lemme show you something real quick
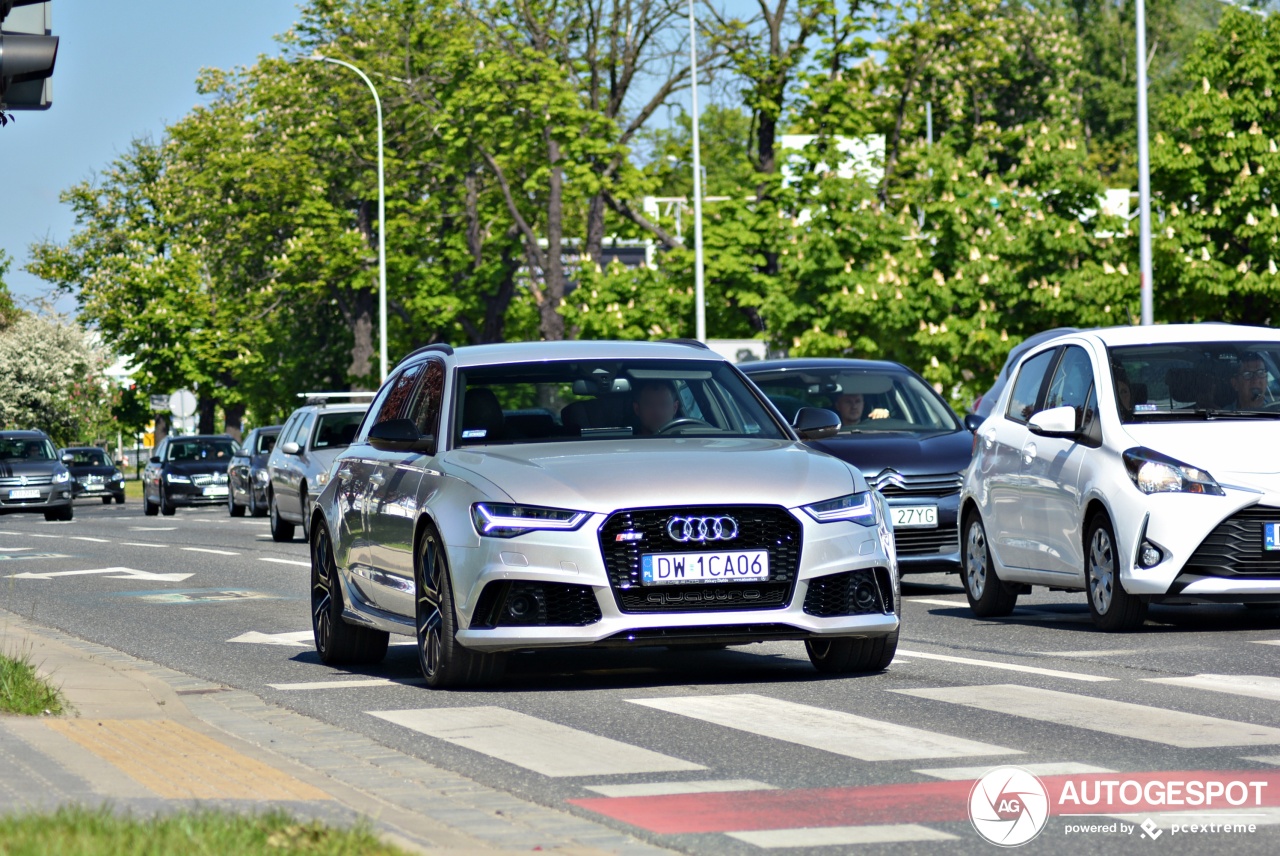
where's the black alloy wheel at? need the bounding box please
[415,525,505,688]
[310,524,388,665]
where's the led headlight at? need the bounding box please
[1123,447,1223,496]
[165,473,191,484]
[52,471,71,484]
[109,472,123,482]
[801,491,879,526]
[471,502,589,538]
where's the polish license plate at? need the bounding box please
[1265,523,1280,551]
[8,489,40,500]
[892,505,938,528]
[203,486,229,497]
[85,483,103,491]
[641,550,769,585]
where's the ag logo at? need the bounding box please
[969,766,1050,847]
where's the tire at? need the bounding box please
[805,574,900,674]
[310,524,388,666]
[160,487,176,516]
[101,496,112,505]
[270,497,295,542]
[1086,513,1147,632]
[228,489,245,517]
[144,490,158,516]
[249,487,266,517]
[960,511,1019,617]
[416,524,506,688]
[299,486,311,543]
[115,494,125,505]
[43,505,73,522]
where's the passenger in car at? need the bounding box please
[632,379,680,435]
[1229,352,1269,411]
[831,393,889,427]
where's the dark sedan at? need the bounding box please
[742,358,973,575]
[227,425,281,517]
[59,446,125,504]
[143,434,238,516]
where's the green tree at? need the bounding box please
[0,250,18,330]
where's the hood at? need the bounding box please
[1121,422,1280,487]
[164,460,230,477]
[441,438,861,513]
[68,464,119,477]
[808,429,973,477]
[0,460,66,479]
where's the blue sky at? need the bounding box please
[1,1,302,309]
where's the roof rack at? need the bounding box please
[659,338,711,350]
[297,391,378,406]
[402,343,455,361]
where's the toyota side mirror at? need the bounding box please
[792,406,841,441]
[368,418,436,454]
[1028,405,1078,438]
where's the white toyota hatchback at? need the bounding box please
[961,324,1280,631]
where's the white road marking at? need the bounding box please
[0,547,31,551]
[727,824,957,847]
[913,762,1114,781]
[628,694,1019,762]
[1253,640,1280,647]
[1243,756,1280,766]
[22,533,60,539]
[583,780,777,798]
[896,684,1280,748]
[259,558,309,567]
[895,649,1113,682]
[905,597,968,608]
[130,527,176,531]
[1035,650,1144,658]
[368,707,705,777]
[7,567,193,582]
[270,678,423,690]
[120,542,166,548]
[1146,674,1280,703]
[69,537,110,543]
[181,547,239,556]
[228,631,313,647]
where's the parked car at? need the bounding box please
[308,340,900,688]
[227,425,282,518]
[742,359,972,575]
[960,324,1280,631]
[969,327,1081,420]
[59,446,125,504]
[143,434,239,516]
[267,399,369,542]
[0,430,74,521]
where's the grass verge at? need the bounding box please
[0,646,67,716]
[0,806,412,856]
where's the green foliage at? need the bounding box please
[0,646,67,716]
[0,249,18,329]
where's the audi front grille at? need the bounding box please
[598,505,802,614]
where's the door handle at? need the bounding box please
[1022,443,1037,464]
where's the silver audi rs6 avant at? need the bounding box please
[309,340,900,687]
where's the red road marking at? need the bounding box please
[570,771,1280,835]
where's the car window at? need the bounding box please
[313,411,366,450]
[1109,340,1280,421]
[375,365,424,425]
[1005,349,1058,424]
[407,360,446,437]
[749,369,960,435]
[290,413,315,448]
[66,449,109,466]
[1044,346,1095,413]
[0,438,55,461]
[453,358,788,446]
[166,438,237,462]
[257,433,278,455]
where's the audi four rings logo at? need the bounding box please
[667,515,739,542]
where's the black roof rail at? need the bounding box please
[401,343,455,362]
[659,338,710,350]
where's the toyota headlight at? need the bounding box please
[165,473,191,484]
[471,502,589,538]
[1123,447,1224,496]
[52,471,71,484]
[801,491,879,526]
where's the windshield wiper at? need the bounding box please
[1130,408,1280,421]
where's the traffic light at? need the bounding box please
[0,1,57,111]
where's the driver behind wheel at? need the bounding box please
[632,379,680,435]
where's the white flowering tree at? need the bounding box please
[0,311,118,447]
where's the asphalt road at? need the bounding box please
[1,498,1279,855]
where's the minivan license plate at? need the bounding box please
[892,505,937,528]
[8,488,40,500]
[641,550,769,585]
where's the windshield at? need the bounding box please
[452,359,788,446]
[748,367,961,435]
[0,438,56,461]
[1109,341,1280,422]
[66,449,109,467]
[166,438,237,462]
[313,412,365,450]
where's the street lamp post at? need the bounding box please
[688,0,706,343]
[308,54,389,382]
[1136,0,1154,325]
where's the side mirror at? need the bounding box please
[368,418,436,453]
[1028,405,1078,438]
[280,441,302,456]
[149,456,161,464]
[792,406,841,441]
[61,453,75,464]
[963,413,985,433]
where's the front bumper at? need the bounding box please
[888,493,961,574]
[164,483,230,506]
[72,480,124,499]
[0,483,73,512]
